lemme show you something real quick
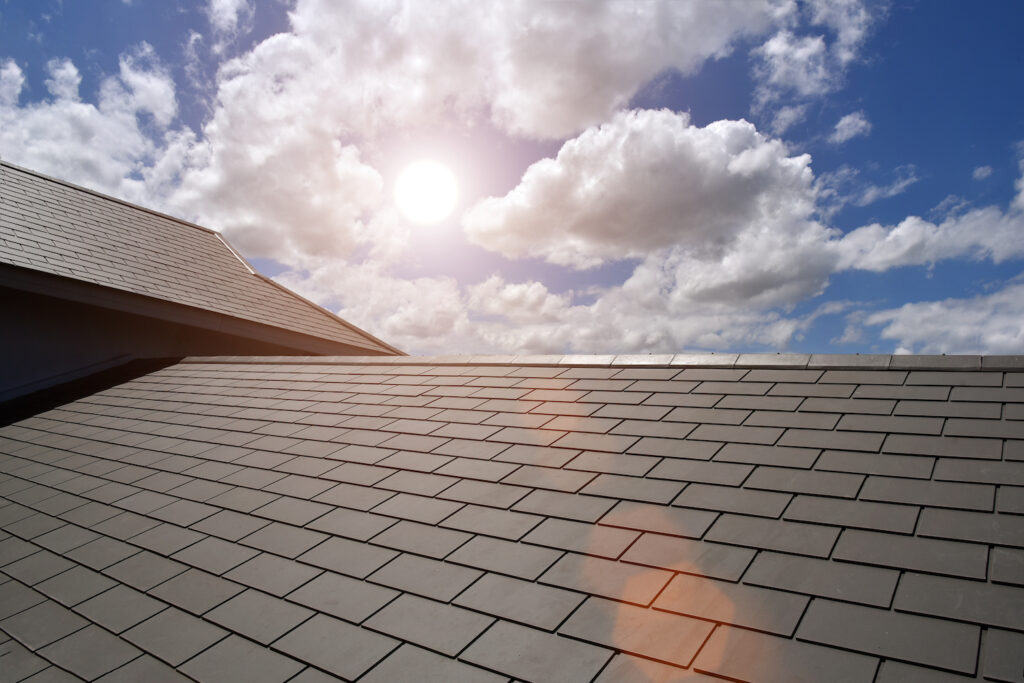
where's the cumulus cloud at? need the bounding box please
[770,104,808,135]
[829,110,871,143]
[751,0,877,111]
[206,0,254,46]
[463,109,820,269]
[0,45,177,198]
[866,279,1024,354]
[973,165,993,181]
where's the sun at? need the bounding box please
[394,160,458,225]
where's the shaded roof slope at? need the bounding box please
[0,161,398,355]
[0,353,1022,681]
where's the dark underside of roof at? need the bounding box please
[0,354,1022,682]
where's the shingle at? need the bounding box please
[777,428,884,452]
[934,458,1024,485]
[745,466,863,497]
[178,635,305,683]
[298,535,397,578]
[581,473,685,504]
[365,593,492,656]
[368,552,481,601]
[785,495,918,533]
[540,552,672,605]
[36,565,116,607]
[833,528,987,578]
[105,550,187,590]
[191,509,271,541]
[515,489,613,523]
[0,639,49,681]
[620,533,754,581]
[502,464,595,492]
[673,482,791,518]
[170,536,259,575]
[372,492,463,524]
[918,508,1024,547]
[705,514,839,557]
[744,551,899,606]
[713,442,820,468]
[447,535,561,580]
[860,475,993,510]
[2,549,75,584]
[273,614,398,680]
[796,598,980,674]
[596,653,721,683]
[372,520,470,558]
[75,585,166,633]
[990,546,1024,586]
[649,459,752,486]
[223,553,321,596]
[441,504,542,540]
[0,578,46,619]
[655,572,808,635]
[983,629,1024,683]
[599,500,716,539]
[523,517,638,558]
[305,506,397,540]
[693,625,878,683]
[361,643,505,683]
[38,625,141,680]
[894,572,1024,630]
[815,449,933,478]
[0,599,88,649]
[436,478,531,508]
[149,568,244,615]
[206,589,313,644]
[239,521,326,558]
[561,596,713,668]
[566,450,659,476]
[288,571,397,622]
[461,620,612,682]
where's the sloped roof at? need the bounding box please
[0,353,1022,682]
[0,161,399,356]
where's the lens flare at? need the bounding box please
[394,160,458,224]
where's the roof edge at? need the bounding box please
[178,352,1024,370]
[0,160,219,237]
[253,273,404,356]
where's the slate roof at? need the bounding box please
[1,353,1022,682]
[0,161,398,355]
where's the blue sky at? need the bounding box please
[2,0,1023,355]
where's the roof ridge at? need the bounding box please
[179,353,1024,370]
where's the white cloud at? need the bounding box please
[866,279,1024,354]
[973,165,993,181]
[463,109,820,270]
[751,0,876,111]
[0,46,177,198]
[816,164,918,213]
[770,104,808,135]
[43,58,81,101]
[206,0,254,37]
[829,110,871,143]
[0,59,25,107]
[834,205,1024,271]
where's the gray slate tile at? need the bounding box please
[796,598,980,674]
[273,614,398,681]
[462,620,613,683]
[365,593,493,656]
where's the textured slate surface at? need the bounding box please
[0,355,1022,681]
[0,162,395,355]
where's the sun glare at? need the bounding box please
[394,160,458,225]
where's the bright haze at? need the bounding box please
[2,1,1023,355]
